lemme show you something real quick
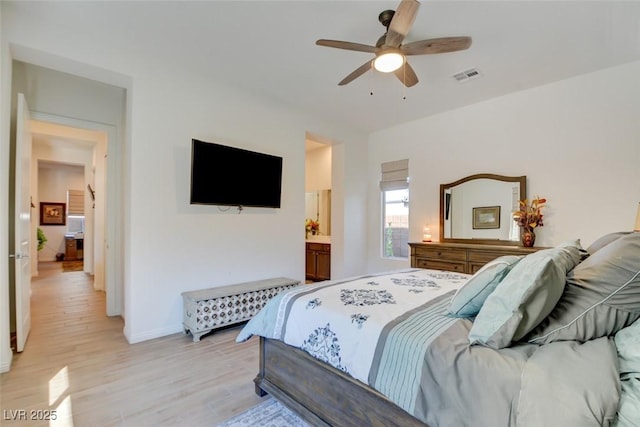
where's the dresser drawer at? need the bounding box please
[469,262,487,274]
[468,251,506,264]
[416,258,466,273]
[412,246,467,262]
[410,242,545,275]
[307,243,330,252]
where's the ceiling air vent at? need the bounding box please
[453,68,481,83]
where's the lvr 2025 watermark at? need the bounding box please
[3,409,58,421]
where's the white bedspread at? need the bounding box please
[237,269,468,395]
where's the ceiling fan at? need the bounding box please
[316,0,472,87]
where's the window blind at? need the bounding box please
[67,189,84,215]
[380,159,409,191]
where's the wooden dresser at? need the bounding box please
[409,242,543,274]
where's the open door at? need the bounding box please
[13,93,32,352]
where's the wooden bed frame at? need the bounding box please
[254,337,428,427]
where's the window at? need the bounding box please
[67,216,85,234]
[380,160,409,259]
[67,189,85,235]
[383,189,409,258]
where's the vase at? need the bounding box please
[521,228,536,248]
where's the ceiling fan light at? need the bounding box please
[374,51,404,73]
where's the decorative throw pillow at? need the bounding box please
[446,255,523,318]
[468,241,584,349]
[528,233,640,345]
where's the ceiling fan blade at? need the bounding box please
[338,60,373,86]
[393,61,419,87]
[401,36,472,55]
[385,0,420,48]
[316,39,377,54]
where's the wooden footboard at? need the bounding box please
[254,337,428,427]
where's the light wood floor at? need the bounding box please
[0,262,266,426]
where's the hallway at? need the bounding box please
[1,262,262,426]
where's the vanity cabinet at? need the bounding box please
[64,235,84,261]
[409,242,541,274]
[306,242,331,282]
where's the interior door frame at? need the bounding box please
[32,112,123,317]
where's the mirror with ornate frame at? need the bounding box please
[439,174,526,245]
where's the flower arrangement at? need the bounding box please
[513,196,546,231]
[305,218,320,236]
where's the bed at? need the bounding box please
[237,232,640,427]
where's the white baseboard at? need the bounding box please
[123,324,184,344]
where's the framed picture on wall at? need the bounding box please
[472,206,500,229]
[40,202,66,226]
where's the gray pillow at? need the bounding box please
[446,255,523,318]
[528,232,640,344]
[469,242,583,349]
[586,231,632,254]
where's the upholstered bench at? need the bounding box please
[182,277,299,342]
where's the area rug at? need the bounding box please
[61,260,83,272]
[216,398,309,427]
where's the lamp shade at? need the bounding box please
[635,202,640,232]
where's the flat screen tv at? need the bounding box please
[190,139,283,208]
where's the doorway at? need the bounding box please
[304,135,332,282]
[30,116,113,295]
[31,120,107,289]
[6,60,126,366]
[9,117,111,353]
[9,58,127,320]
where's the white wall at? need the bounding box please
[367,61,640,273]
[305,145,332,192]
[1,2,369,348]
[124,64,366,342]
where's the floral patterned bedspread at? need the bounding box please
[236,269,468,406]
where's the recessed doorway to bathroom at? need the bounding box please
[305,137,332,282]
